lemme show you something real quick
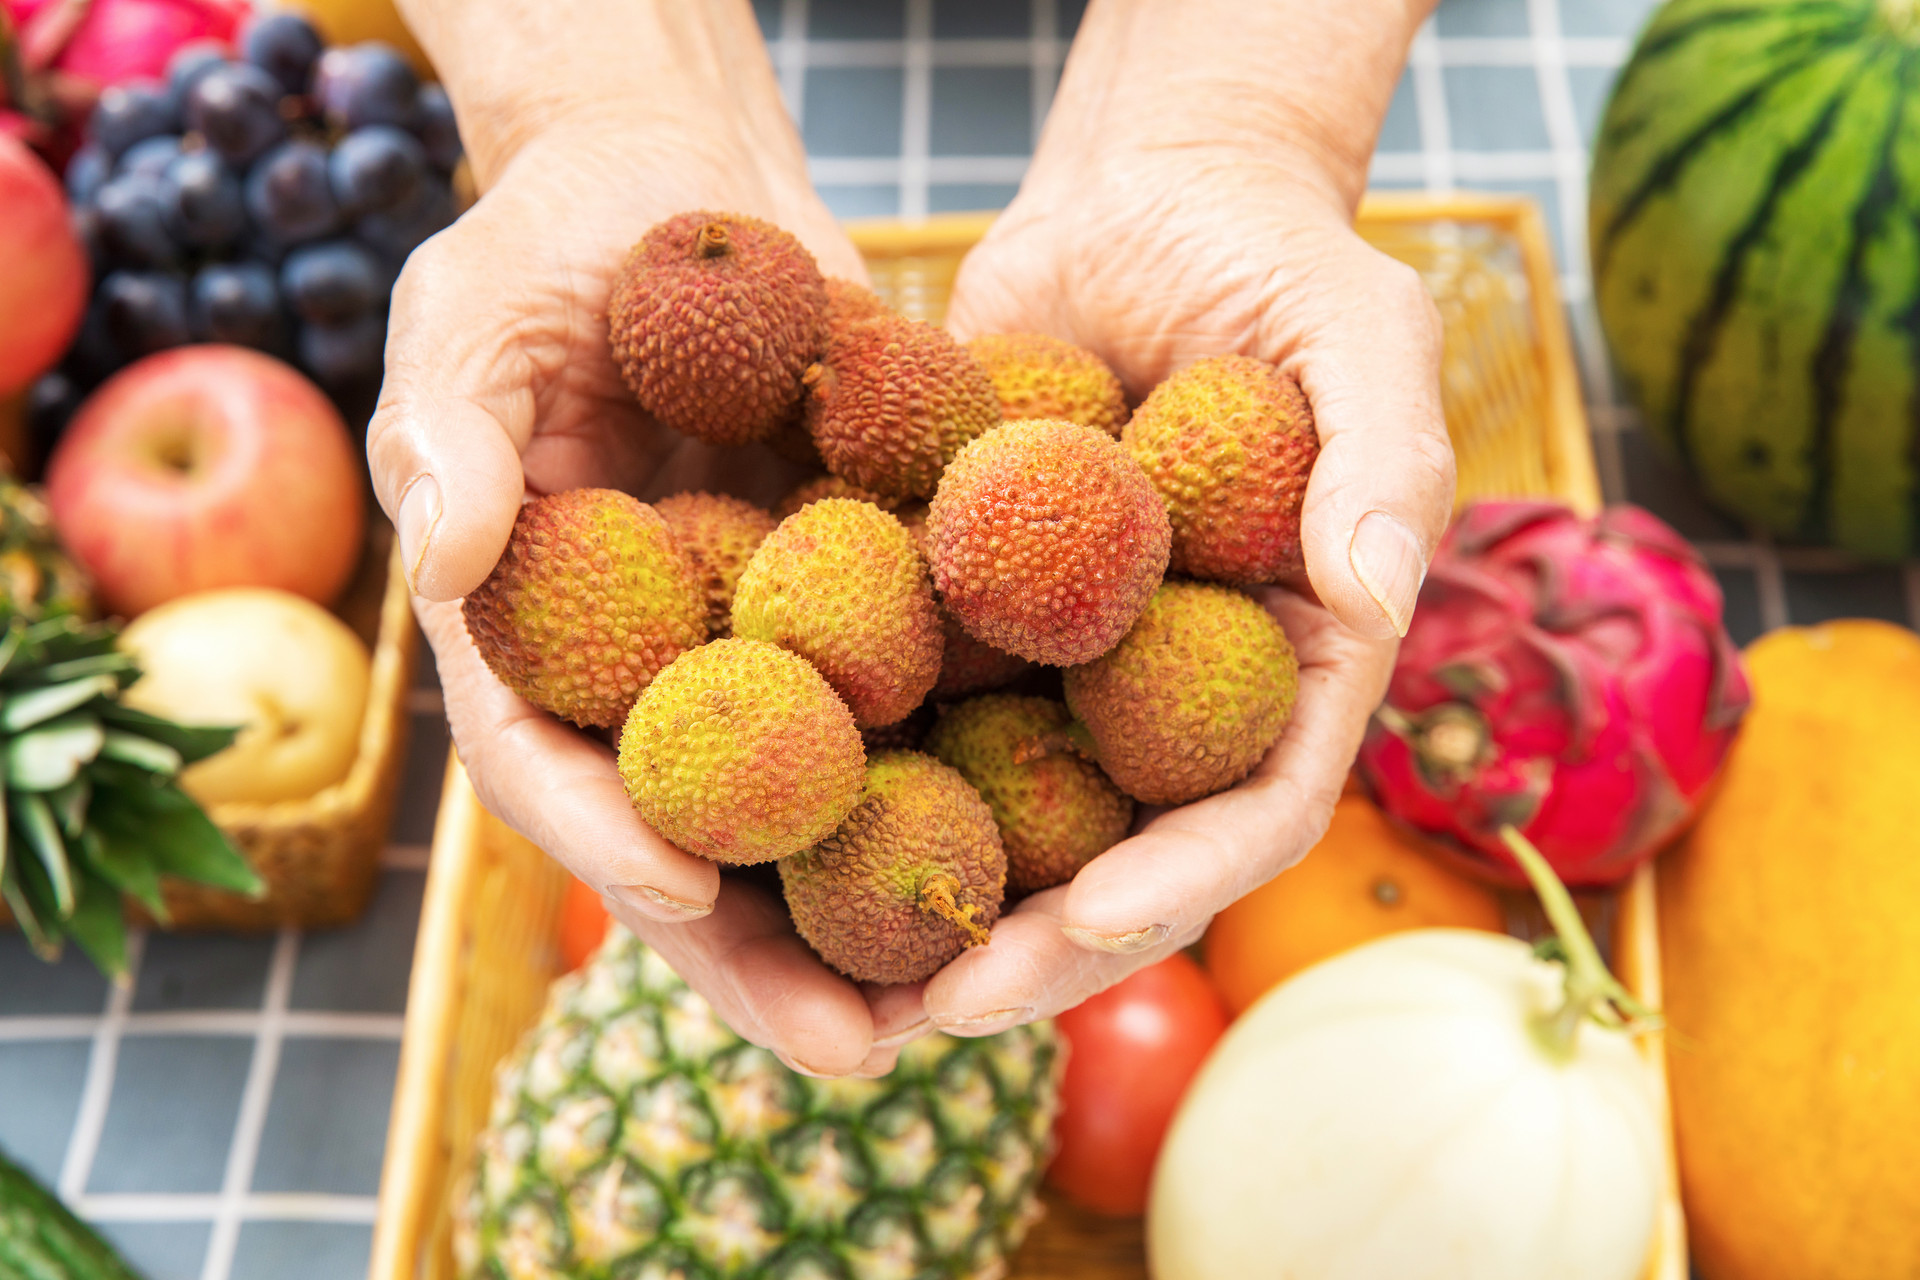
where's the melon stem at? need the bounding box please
[1499,826,1657,1063]
[919,873,992,947]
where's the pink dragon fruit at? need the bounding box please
[1355,500,1751,889]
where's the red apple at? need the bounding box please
[46,346,368,616]
[0,135,88,398]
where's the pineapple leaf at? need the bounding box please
[62,870,129,980]
[96,704,239,765]
[99,731,183,777]
[2,674,116,732]
[0,622,23,679]
[90,784,262,897]
[50,777,89,838]
[13,792,73,916]
[82,826,167,922]
[0,856,58,960]
[7,714,105,791]
[36,652,139,685]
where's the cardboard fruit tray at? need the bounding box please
[370,197,1686,1280]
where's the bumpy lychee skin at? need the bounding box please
[781,750,1006,985]
[1124,355,1320,583]
[804,312,1002,499]
[608,211,829,446]
[826,276,892,326]
[1064,581,1299,805]
[654,492,778,637]
[731,499,944,727]
[928,420,1171,666]
[925,695,1133,893]
[967,333,1129,438]
[463,489,705,728]
[618,639,867,864]
[775,474,906,520]
[932,610,1034,700]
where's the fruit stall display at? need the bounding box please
[0,7,435,936]
[368,200,1692,1280]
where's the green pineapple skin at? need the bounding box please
[457,929,1061,1280]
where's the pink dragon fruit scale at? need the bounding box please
[1355,500,1751,889]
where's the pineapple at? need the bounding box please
[456,929,1063,1280]
[0,478,90,622]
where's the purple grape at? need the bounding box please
[190,262,285,348]
[68,300,122,382]
[185,63,288,165]
[356,176,453,265]
[329,125,426,217]
[241,12,325,95]
[281,240,386,324]
[165,42,229,114]
[66,145,111,204]
[298,313,387,387]
[413,83,461,170]
[116,134,183,180]
[93,173,179,269]
[70,204,108,280]
[245,141,341,245]
[98,271,191,359]
[313,43,418,131]
[89,81,177,158]
[27,371,84,463]
[163,150,246,248]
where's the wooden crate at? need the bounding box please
[371,197,1685,1280]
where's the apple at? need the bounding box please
[45,345,367,617]
[0,135,88,398]
[119,587,372,805]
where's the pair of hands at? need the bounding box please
[368,0,1453,1078]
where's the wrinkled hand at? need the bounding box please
[366,67,934,1076]
[923,66,1455,1033]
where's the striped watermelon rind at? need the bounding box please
[1591,0,1920,559]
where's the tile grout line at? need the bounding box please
[1525,0,1630,504]
[198,928,299,1280]
[0,1010,406,1041]
[1753,533,1792,630]
[899,0,935,220]
[777,0,810,125]
[1409,17,1455,193]
[78,1192,381,1224]
[59,929,145,1203]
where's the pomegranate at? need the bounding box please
[1356,500,1750,888]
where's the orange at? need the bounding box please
[557,876,610,973]
[1661,620,1920,1279]
[1203,793,1505,1014]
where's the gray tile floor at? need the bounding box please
[6,1,1912,1277]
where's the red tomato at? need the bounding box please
[557,876,610,972]
[1049,952,1231,1216]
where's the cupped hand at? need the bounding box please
[367,93,928,1076]
[926,115,1455,1029]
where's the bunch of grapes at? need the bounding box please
[32,12,461,444]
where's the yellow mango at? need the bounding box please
[1660,619,1920,1278]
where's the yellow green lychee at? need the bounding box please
[617,638,867,864]
[463,488,705,728]
[967,332,1129,438]
[654,491,778,637]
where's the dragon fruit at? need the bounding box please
[1356,500,1750,889]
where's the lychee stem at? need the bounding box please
[1011,723,1098,766]
[696,223,732,258]
[919,873,991,947]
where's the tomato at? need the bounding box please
[1049,952,1230,1216]
[557,875,611,972]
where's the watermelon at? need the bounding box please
[1591,0,1920,560]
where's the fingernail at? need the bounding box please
[397,474,442,595]
[775,1051,841,1079]
[873,1017,932,1049]
[605,884,713,922]
[1349,509,1426,637]
[1060,922,1170,955]
[929,1006,1034,1036]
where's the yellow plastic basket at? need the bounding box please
[371,197,1685,1280]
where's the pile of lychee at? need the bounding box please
[462,211,1319,985]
